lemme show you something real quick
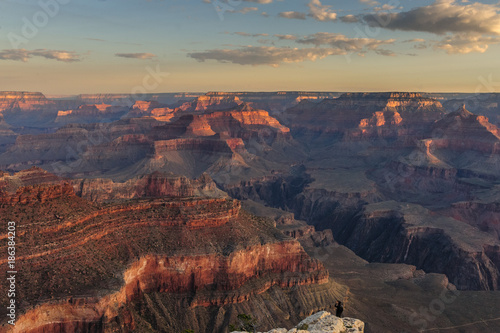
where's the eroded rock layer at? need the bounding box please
[0,169,332,333]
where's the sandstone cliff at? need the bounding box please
[283,92,444,143]
[0,169,338,333]
[55,104,128,125]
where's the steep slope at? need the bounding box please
[0,169,336,333]
[0,114,17,153]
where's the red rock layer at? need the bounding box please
[0,171,328,332]
[8,241,327,333]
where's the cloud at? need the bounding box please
[115,53,157,60]
[279,0,337,22]
[0,49,81,62]
[375,49,396,56]
[229,7,258,14]
[203,0,273,4]
[435,33,500,54]
[233,32,269,37]
[403,39,426,43]
[188,46,346,66]
[188,32,398,66]
[274,34,298,40]
[243,0,273,3]
[279,11,306,20]
[363,0,500,35]
[295,32,396,51]
[360,0,379,7]
[307,0,337,21]
[361,1,500,54]
[340,15,359,23]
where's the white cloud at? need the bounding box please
[307,0,337,21]
[435,33,500,54]
[0,49,81,62]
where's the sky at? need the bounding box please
[0,0,500,94]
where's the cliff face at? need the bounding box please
[178,95,244,113]
[449,201,500,239]
[0,92,62,127]
[428,106,500,154]
[0,92,54,112]
[0,169,334,333]
[124,101,176,121]
[225,173,500,291]
[283,92,444,142]
[74,172,224,202]
[0,119,161,172]
[55,104,128,125]
[329,202,500,291]
[0,167,74,204]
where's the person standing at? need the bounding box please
[334,301,344,318]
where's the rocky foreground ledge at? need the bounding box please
[232,311,365,333]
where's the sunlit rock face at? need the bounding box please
[283,92,445,142]
[231,311,364,333]
[0,168,337,333]
[0,92,54,112]
[55,104,128,125]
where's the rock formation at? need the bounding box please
[0,168,338,333]
[124,100,176,121]
[231,311,364,333]
[283,92,444,142]
[0,92,54,113]
[55,104,128,124]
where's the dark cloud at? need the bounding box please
[115,53,156,59]
[363,0,500,35]
[279,11,306,20]
[188,46,345,66]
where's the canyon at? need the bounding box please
[1,91,500,332]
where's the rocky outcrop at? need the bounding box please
[0,91,59,127]
[283,92,444,142]
[0,167,74,204]
[55,104,128,124]
[231,311,364,333]
[124,101,176,121]
[178,94,243,113]
[0,92,54,112]
[443,93,500,126]
[195,92,340,113]
[74,172,224,202]
[428,105,500,154]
